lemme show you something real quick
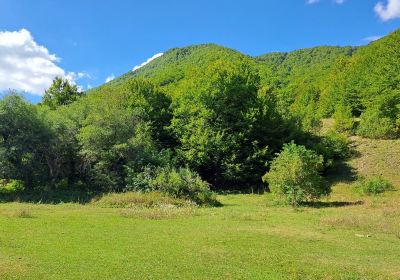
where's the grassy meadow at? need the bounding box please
[0,136,399,280]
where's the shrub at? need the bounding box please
[357,109,398,139]
[148,167,218,206]
[354,177,394,195]
[313,130,351,167]
[126,167,218,206]
[263,142,329,207]
[0,179,24,194]
[333,103,355,133]
[125,166,154,192]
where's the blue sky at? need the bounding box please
[0,0,399,100]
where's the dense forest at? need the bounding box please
[0,29,399,205]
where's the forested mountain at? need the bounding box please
[99,29,399,135]
[1,29,399,196]
[107,44,252,94]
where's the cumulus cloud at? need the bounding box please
[374,0,400,21]
[363,35,383,42]
[0,29,86,96]
[132,53,164,72]
[105,74,115,83]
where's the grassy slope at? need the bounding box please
[0,136,400,280]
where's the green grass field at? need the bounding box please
[1,137,399,280]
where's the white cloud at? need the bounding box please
[105,74,115,83]
[374,0,400,21]
[363,35,383,42]
[307,0,320,4]
[0,29,86,96]
[132,53,164,72]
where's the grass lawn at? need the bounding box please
[0,137,399,280]
[1,192,399,280]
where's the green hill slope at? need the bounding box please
[95,29,398,136]
[106,44,252,92]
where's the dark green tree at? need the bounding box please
[0,95,53,189]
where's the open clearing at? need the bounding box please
[0,137,399,280]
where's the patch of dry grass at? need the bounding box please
[120,206,197,220]
[0,255,30,279]
[320,200,400,238]
[349,136,400,187]
[13,208,34,218]
[92,191,193,209]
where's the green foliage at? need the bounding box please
[263,143,329,206]
[0,179,24,193]
[121,78,174,147]
[148,167,217,206]
[0,94,54,188]
[42,77,82,108]
[128,167,217,206]
[333,102,355,133]
[2,30,400,197]
[313,130,351,167]
[324,30,400,123]
[357,108,399,139]
[170,59,290,188]
[77,102,157,190]
[357,93,400,139]
[354,177,394,195]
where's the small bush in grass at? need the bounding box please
[126,166,219,206]
[263,142,329,207]
[148,167,218,206]
[354,177,394,195]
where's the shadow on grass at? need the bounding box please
[325,160,358,185]
[0,189,99,204]
[301,200,364,209]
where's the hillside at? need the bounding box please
[255,45,356,88]
[94,29,399,136]
[106,44,252,92]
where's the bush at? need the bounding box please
[333,103,355,133]
[313,130,351,167]
[263,142,329,207]
[126,167,218,206]
[0,179,24,194]
[148,167,218,206]
[357,109,398,139]
[354,177,394,195]
[125,166,154,192]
